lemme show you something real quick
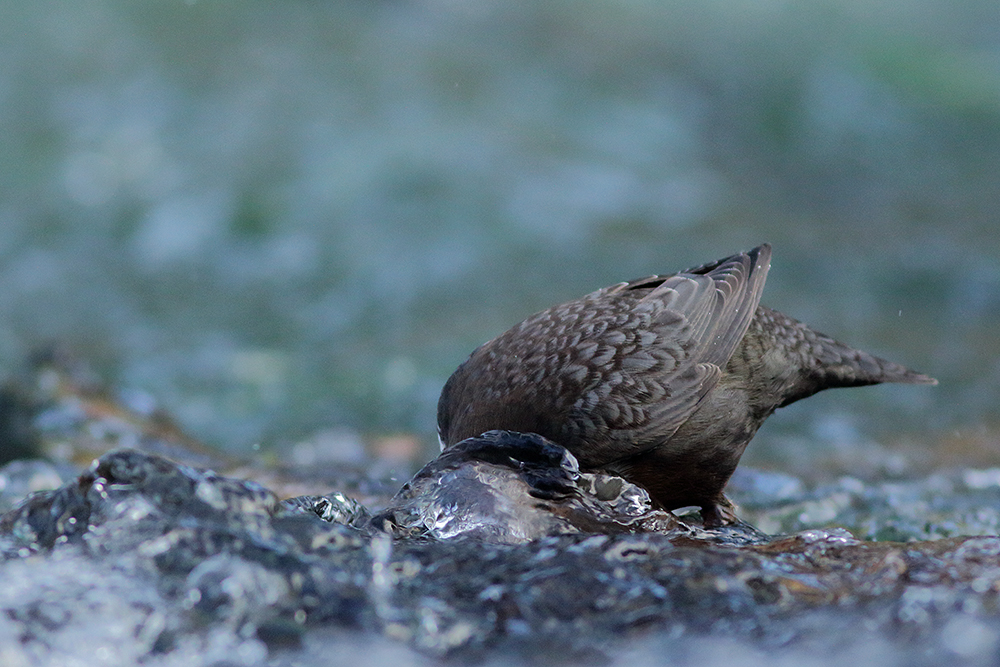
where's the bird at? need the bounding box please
[436,244,936,527]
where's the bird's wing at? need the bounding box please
[561,244,771,465]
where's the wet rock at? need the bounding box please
[369,430,684,543]
[1,442,999,666]
[281,491,373,529]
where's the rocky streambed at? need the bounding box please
[0,353,998,666]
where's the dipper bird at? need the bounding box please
[436,244,936,527]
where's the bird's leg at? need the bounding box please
[700,494,739,528]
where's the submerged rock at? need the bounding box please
[369,430,684,543]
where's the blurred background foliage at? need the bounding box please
[1,0,997,475]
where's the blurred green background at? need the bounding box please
[1,0,996,475]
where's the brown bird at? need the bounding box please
[437,244,936,527]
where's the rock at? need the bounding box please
[1,441,999,666]
[368,430,685,543]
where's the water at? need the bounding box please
[1,0,997,472]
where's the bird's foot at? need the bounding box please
[700,495,739,529]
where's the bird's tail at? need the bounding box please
[755,306,937,408]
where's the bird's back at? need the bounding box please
[437,245,774,466]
